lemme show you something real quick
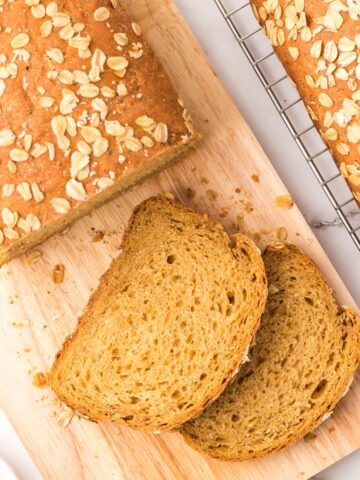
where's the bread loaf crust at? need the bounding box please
[251,0,360,204]
[0,0,198,264]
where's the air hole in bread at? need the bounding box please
[231,414,240,422]
[227,293,235,304]
[305,297,314,306]
[122,415,134,422]
[241,248,249,258]
[311,379,328,399]
[130,396,140,404]
[112,347,119,356]
[200,373,207,381]
[167,255,176,264]
[171,390,181,399]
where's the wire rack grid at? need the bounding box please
[213,0,360,251]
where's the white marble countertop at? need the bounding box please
[1,0,359,478]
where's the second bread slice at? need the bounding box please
[49,195,267,432]
[181,244,360,460]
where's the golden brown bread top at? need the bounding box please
[251,0,360,203]
[0,0,194,248]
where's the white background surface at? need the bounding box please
[1,0,359,478]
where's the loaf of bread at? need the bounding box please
[49,195,268,433]
[0,0,198,265]
[251,0,360,203]
[181,244,360,461]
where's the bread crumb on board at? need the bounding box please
[251,174,260,183]
[185,188,196,200]
[304,432,317,442]
[205,189,218,201]
[90,230,106,243]
[275,195,294,210]
[33,372,48,389]
[53,264,65,284]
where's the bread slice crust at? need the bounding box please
[49,195,267,432]
[181,244,360,461]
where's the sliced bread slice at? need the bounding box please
[181,243,360,460]
[49,195,267,432]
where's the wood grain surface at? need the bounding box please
[0,1,359,479]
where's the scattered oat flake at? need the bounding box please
[33,372,48,389]
[26,250,42,265]
[276,227,288,242]
[275,195,294,210]
[57,405,75,428]
[53,264,65,284]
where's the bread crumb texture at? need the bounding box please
[181,244,360,461]
[0,0,197,263]
[49,195,267,432]
[252,0,360,203]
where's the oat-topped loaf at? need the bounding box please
[49,195,268,432]
[0,0,198,265]
[251,0,360,203]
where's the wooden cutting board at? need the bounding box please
[0,1,359,479]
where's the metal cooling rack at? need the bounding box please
[213,0,360,251]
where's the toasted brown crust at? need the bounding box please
[49,195,268,432]
[0,0,198,264]
[181,243,360,461]
[251,0,360,205]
